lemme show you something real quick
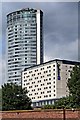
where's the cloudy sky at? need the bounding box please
[0,1,78,86]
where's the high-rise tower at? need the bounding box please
[6,8,43,85]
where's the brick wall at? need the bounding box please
[1,109,80,120]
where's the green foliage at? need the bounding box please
[53,96,75,109]
[2,83,32,111]
[42,96,74,109]
[42,104,55,109]
[0,88,2,110]
[67,65,80,108]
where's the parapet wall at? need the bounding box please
[1,109,80,120]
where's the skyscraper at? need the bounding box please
[6,8,43,85]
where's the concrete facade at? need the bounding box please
[22,59,80,107]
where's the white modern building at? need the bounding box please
[6,8,43,85]
[22,59,80,107]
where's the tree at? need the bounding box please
[2,83,32,110]
[67,65,80,108]
[0,88,2,110]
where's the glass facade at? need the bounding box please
[7,8,43,85]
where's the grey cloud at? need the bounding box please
[2,0,79,2]
[44,2,78,41]
[2,2,78,59]
[44,39,78,61]
[43,2,78,62]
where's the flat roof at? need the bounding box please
[24,59,80,71]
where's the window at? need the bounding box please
[47,91,51,93]
[32,97,35,99]
[41,67,44,70]
[35,85,38,87]
[38,80,41,83]
[41,76,42,78]
[47,82,51,85]
[35,93,38,95]
[29,71,32,73]
[24,80,27,82]
[32,89,35,92]
[53,73,55,75]
[38,96,41,98]
[35,77,38,79]
[41,92,44,94]
[38,88,41,90]
[47,66,51,69]
[68,70,70,72]
[41,68,42,70]
[29,78,32,81]
[29,86,32,88]
[70,66,72,68]
[32,82,35,84]
[44,87,48,89]
[24,72,27,75]
[29,94,32,96]
[26,83,30,85]
[44,95,48,98]
[49,86,51,88]
[47,74,51,77]
[41,83,44,86]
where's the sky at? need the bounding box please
[0,1,79,86]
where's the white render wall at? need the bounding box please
[36,10,40,65]
[22,60,75,104]
[22,61,57,102]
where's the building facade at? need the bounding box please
[22,59,80,107]
[6,8,43,85]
